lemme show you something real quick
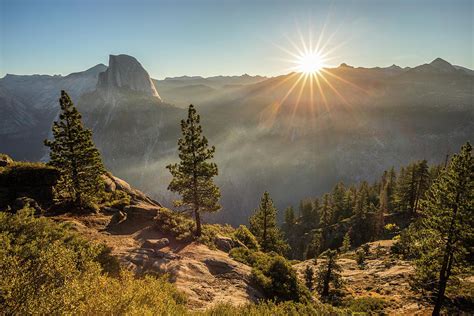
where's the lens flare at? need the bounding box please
[296,51,325,74]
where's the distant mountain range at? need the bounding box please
[1,54,472,225]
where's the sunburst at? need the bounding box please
[261,27,366,131]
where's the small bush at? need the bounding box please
[0,207,187,315]
[198,223,234,249]
[356,248,366,268]
[347,297,387,313]
[384,223,399,233]
[229,247,256,266]
[252,254,310,303]
[201,300,344,315]
[155,208,195,241]
[100,189,131,209]
[233,225,259,250]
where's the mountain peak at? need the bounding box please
[430,57,450,66]
[97,54,161,99]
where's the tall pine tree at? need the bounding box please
[412,143,473,316]
[44,90,105,206]
[316,249,342,298]
[249,191,288,254]
[167,104,221,237]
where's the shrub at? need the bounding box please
[155,208,235,249]
[229,247,257,266]
[201,300,344,315]
[198,223,234,249]
[0,207,187,315]
[155,208,195,241]
[252,254,310,303]
[347,297,387,313]
[356,248,366,268]
[390,224,419,259]
[384,223,399,233]
[233,225,259,250]
[101,189,131,209]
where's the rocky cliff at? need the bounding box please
[97,54,161,100]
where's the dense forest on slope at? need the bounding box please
[281,159,443,259]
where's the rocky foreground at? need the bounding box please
[52,174,263,310]
[48,175,470,314]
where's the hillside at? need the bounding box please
[49,174,263,310]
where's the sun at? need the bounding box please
[296,51,325,74]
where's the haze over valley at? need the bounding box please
[1,54,472,225]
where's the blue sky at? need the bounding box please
[1,0,472,78]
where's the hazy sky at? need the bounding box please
[1,0,472,78]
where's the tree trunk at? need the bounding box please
[433,192,460,316]
[322,260,332,297]
[194,208,202,237]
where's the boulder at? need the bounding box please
[103,176,117,193]
[102,174,162,207]
[110,209,127,224]
[204,258,237,275]
[214,235,236,253]
[144,238,170,251]
[124,203,161,222]
[11,197,43,214]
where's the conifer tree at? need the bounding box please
[413,160,430,213]
[319,193,332,228]
[386,167,397,212]
[375,185,388,237]
[167,104,221,237]
[316,250,342,298]
[332,182,346,222]
[340,231,351,253]
[412,143,473,316]
[249,191,288,254]
[305,231,322,259]
[396,161,431,214]
[304,265,314,291]
[283,206,296,231]
[44,90,105,205]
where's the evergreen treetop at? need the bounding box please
[44,90,105,206]
[167,104,221,237]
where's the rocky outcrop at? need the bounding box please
[0,161,59,210]
[103,173,161,207]
[97,54,161,100]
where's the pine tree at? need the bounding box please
[396,161,431,214]
[332,182,346,222]
[299,200,317,229]
[319,193,332,228]
[44,90,105,206]
[351,182,371,245]
[304,265,314,291]
[413,160,430,213]
[249,191,288,254]
[283,206,296,232]
[167,104,221,237]
[376,185,388,237]
[386,167,397,212]
[304,231,322,259]
[412,143,473,316]
[316,249,342,298]
[340,231,351,253]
